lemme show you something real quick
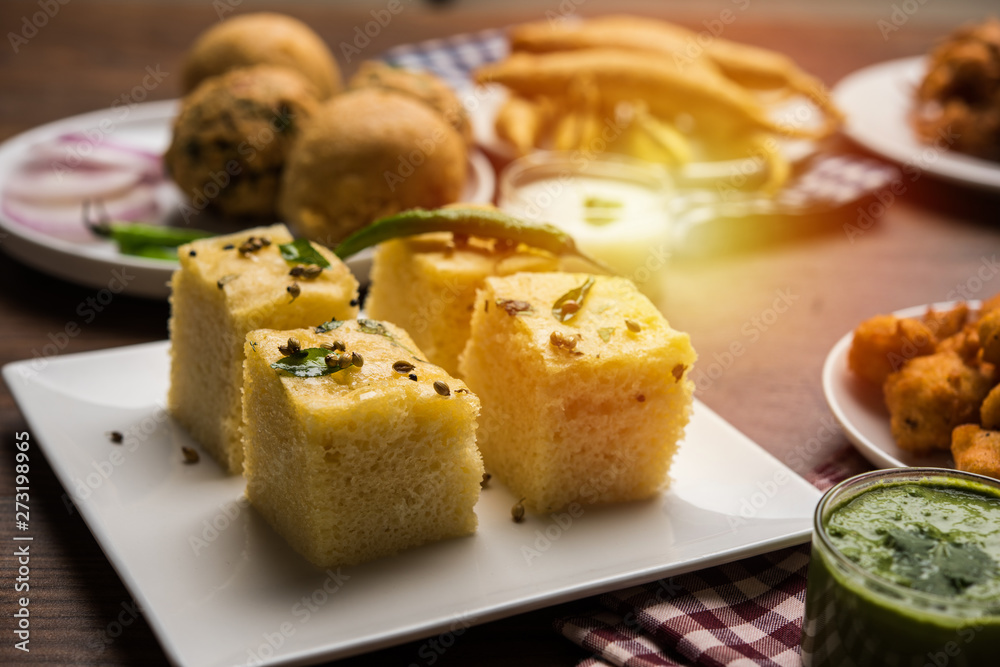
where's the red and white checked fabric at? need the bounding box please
[555,446,871,667]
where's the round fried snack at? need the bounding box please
[182,13,342,99]
[884,351,994,454]
[847,315,936,386]
[164,65,320,219]
[979,309,1000,365]
[952,424,1000,480]
[279,89,467,245]
[348,61,472,145]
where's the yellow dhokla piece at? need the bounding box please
[168,224,358,473]
[459,272,696,513]
[365,232,559,377]
[243,321,484,567]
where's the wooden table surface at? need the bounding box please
[1,2,997,665]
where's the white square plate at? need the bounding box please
[3,341,821,667]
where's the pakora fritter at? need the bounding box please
[847,314,936,386]
[884,350,994,454]
[913,18,1000,161]
[952,424,1000,479]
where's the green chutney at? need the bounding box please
[801,471,1000,667]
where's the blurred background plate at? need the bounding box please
[832,57,1000,192]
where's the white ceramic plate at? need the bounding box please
[4,341,820,667]
[470,84,819,185]
[822,302,972,469]
[0,100,496,299]
[832,57,1000,192]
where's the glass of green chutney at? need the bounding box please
[802,468,1000,667]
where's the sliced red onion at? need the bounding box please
[1,131,168,242]
[19,135,162,179]
[57,132,161,162]
[2,183,159,242]
[5,167,144,204]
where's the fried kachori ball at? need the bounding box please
[952,424,1000,480]
[348,61,472,145]
[279,88,467,245]
[164,65,320,220]
[978,309,1000,365]
[884,351,995,454]
[182,13,342,99]
[848,315,936,386]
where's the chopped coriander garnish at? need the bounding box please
[279,238,331,268]
[552,276,595,323]
[315,319,345,333]
[271,348,350,377]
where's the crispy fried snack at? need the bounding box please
[625,103,694,165]
[978,309,1000,364]
[923,303,970,341]
[913,18,1000,162]
[952,424,1000,479]
[495,95,551,155]
[982,292,1000,315]
[883,351,994,454]
[937,322,983,365]
[981,384,1000,429]
[475,49,825,141]
[848,315,936,386]
[508,15,843,136]
[348,61,472,145]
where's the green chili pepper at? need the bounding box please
[333,207,609,272]
[90,221,214,259]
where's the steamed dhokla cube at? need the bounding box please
[168,224,358,473]
[366,232,559,376]
[243,321,483,567]
[459,273,696,513]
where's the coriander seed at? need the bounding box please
[511,498,526,523]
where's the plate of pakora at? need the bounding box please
[832,18,1000,192]
[824,298,1000,480]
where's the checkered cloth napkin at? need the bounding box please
[551,446,871,667]
[382,30,901,217]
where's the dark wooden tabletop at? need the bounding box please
[1,2,998,665]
